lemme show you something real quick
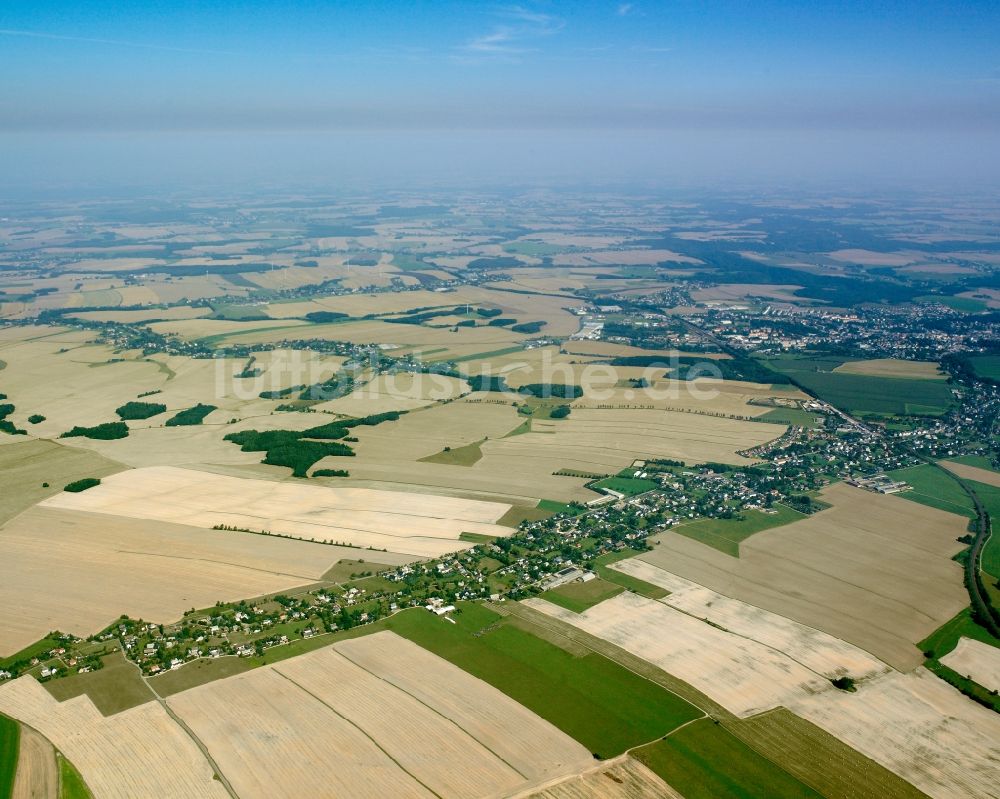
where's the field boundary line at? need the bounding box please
[138,662,241,799]
[272,668,444,799]
[332,645,529,779]
[615,563,893,683]
[496,601,717,721]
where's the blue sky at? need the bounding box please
[1,1,998,192]
[2,0,998,132]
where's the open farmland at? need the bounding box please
[344,401,783,504]
[523,757,682,799]
[69,305,212,323]
[767,355,955,416]
[724,709,930,799]
[166,631,593,799]
[785,668,1000,799]
[525,584,1000,799]
[479,407,783,470]
[0,439,125,525]
[313,372,469,416]
[212,317,537,361]
[524,592,837,718]
[940,637,1000,692]
[610,560,892,680]
[41,464,514,557]
[382,603,702,757]
[11,724,58,799]
[572,378,810,418]
[0,505,378,655]
[640,482,969,670]
[0,677,229,799]
[632,719,822,799]
[833,358,945,380]
[943,459,1000,489]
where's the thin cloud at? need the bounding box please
[0,27,237,56]
[458,5,564,58]
[617,3,634,16]
[465,28,522,54]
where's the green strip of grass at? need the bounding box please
[594,550,669,598]
[591,476,659,496]
[0,714,19,799]
[949,454,999,472]
[384,603,701,758]
[537,498,584,516]
[918,608,1000,659]
[540,578,624,613]
[633,718,823,799]
[458,531,497,544]
[673,504,807,558]
[755,407,821,427]
[58,754,93,799]
[0,636,64,669]
[449,346,525,363]
[886,464,976,518]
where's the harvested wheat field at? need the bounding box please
[691,283,806,303]
[640,483,969,670]
[942,460,1000,489]
[833,358,945,379]
[524,591,836,717]
[610,560,891,680]
[484,408,782,468]
[940,637,1000,692]
[0,505,377,655]
[343,400,585,503]
[0,439,126,525]
[69,306,212,323]
[147,317,310,340]
[42,465,513,557]
[11,724,58,799]
[0,677,229,799]
[560,340,728,360]
[573,379,809,418]
[314,372,469,416]
[786,668,1000,799]
[270,285,584,336]
[559,249,700,266]
[345,402,782,503]
[520,757,681,799]
[166,631,592,799]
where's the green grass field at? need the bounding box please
[877,463,1000,586]
[0,636,64,669]
[58,754,92,799]
[968,479,1000,577]
[384,603,701,758]
[968,355,1000,381]
[458,531,497,544]
[949,454,999,471]
[673,504,807,557]
[633,718,822,799]
[917,294,988,313]
[418,439,484,466]
[919,608,1000,659]
[0,714,19,799]
[592,475,659,496]
[766,356,954,416]
[755,407,822,427]
[44,652,154,716]
[536,498,584,516]
[540,578,624,613]
[886,464,977,518]
[593,550,670,598]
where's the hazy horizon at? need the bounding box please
[2,1,999,195]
